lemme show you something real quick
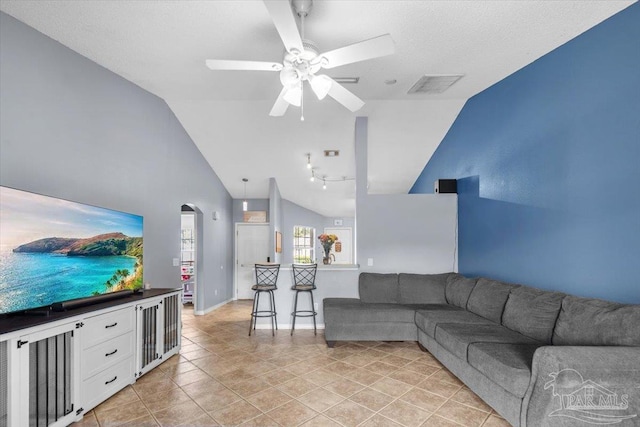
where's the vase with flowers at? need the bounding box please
[318,233,339,265]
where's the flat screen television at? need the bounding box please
[0,186,143,315]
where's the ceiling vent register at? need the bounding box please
[408,75,464,94]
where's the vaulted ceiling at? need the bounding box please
[1,0,633,217]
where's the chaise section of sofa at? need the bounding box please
[323,272,455,346]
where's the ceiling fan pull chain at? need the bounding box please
[300,81,305,121]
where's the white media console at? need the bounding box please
[0,288,181,427]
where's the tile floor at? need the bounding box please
[74,301,510,427]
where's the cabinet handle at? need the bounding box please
[105,322,118,328]
[105,349,118,357]
[105,376,118,385]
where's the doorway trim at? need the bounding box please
[182,203,203,314]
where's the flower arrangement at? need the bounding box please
[318,234,339,262]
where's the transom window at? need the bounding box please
[293,226,315,263]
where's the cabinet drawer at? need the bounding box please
[83,307,133,349]
[82,356,134,412]
[82,331,134,379]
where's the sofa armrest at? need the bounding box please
[522,346,640,427]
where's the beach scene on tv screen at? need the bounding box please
[0,186,143,314]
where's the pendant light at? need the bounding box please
[242,178,248,212]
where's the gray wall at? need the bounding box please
[0,13,234,311]
[355,117,458,274]
[232,198,269,224]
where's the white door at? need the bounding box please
[235,223,270,299]
[324,227,353,264]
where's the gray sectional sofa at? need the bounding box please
[323,273,640,426]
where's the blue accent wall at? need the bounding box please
[411,4,640,303]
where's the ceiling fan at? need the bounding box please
[205,0,395,119]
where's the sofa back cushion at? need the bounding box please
[502,286,564,343]
[552,296,640,346]
[359,273,399,303]
[467,278,517,323]
[398,273,450,304]
[445,274,477,308]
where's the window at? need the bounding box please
[293,226,315,263]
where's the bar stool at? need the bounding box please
[290,263,318,335]
[249,264,280,336]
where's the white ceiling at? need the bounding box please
[1,0,634,217]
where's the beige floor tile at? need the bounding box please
[360,414,403,427]
[378,400,431,427]
[180,348,213,361]
[142,387,194,413]
[267,400,318,427]
[325,361,357,376]
[210,400,262,426]
[380,354,413,367]
[388,368,427,386]
[299,414,343,427]
[277,377,319,398]
[171,369,213,387]
[430,369,463,386]
[180,378,227,399]
[116,413,160,427]
[163,360,200,377]
[323,400,375,426]
[240,413,280,426]
[305,368,343,386]
[348,388,395,412]
[370,377,413,398]
[435,401,491,427]
[451,388,492,413]
[153,400,206,427]
[260,369,298,386]
[298,388,344,412]
[132,377,179,396]
[246,388,292,412]
[228,377,272,398]
[175,413,221,426]
[363,361,399,376]
[71,411,99,427]
[95,401,152,426]
[95,387,141,413]
[415,378,462,399]
[323,378,365,398]
[481,414,512,427]
[420,415,462,427]
[190,386,242,412]
[342,368,384,386]
[400,387,447,413]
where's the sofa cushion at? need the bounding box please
[323,298,416,323]
[435,323,540,360]
[445,274,477,308]
[359,273,399,303]
[468,343,541,398]
[398,273,449,304]
[552,296,640,346]
[466,278,517,323]
[502,286,565,344]
[415,307,495,338]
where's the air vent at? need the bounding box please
[324,150,340,157]
[332,77,359,84]
[408,75,464,94]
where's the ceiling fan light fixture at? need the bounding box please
[309,74,332,100]
[283,85,302,106]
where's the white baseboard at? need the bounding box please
[254,323,325,330]
[195,298,233,316]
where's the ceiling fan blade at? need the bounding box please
[205,59,282,71]
[263,1,304,54]
[325,77,365,112]
[320,34,395,69]
[269,87,290,117]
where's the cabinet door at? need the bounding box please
[135,300,163,378]
[15,321,80,427]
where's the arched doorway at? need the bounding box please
[181,204,203,314]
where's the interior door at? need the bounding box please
[235,224,270,299]
[324,227,353,264]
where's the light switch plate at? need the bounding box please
[367,258,374,266]
[172,258,180,267]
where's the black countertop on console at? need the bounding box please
[0,288,181,335]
